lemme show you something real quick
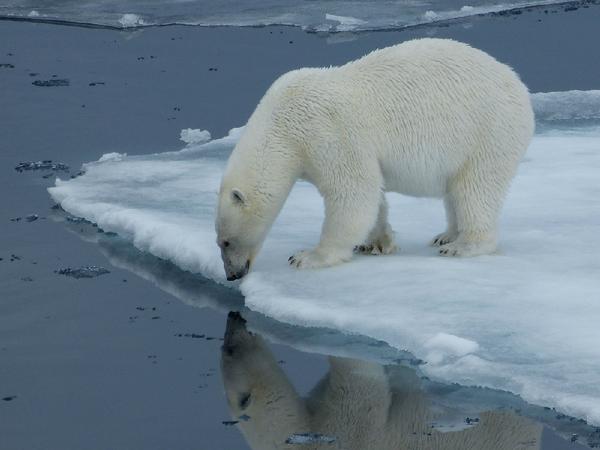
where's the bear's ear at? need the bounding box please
[231,188,246,206]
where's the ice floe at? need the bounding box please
[48,91,600,425]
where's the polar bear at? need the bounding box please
[216,38,534,280]
[221,312,542,450]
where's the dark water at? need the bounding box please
[2,9,600,448]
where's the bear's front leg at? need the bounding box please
[289,182,382,270]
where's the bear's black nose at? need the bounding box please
[226,260,250,281]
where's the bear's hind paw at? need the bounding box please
[354,241,397,256]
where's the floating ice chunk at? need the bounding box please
[27,10,40,17]
[118,13,147,27]
[425,333,479,365]
[424,10,439,20]
[460,5,475,12]
[98,152,126,163]
[180,128,212,146]
[285,433,337,444]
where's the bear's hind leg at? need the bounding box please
[430,195,458,247]
[355,194,397,255]
[438,157,514,257]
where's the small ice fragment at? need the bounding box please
[15,160,69,172]
[32,79,69,87]
[425,333,479,364]
[180,128,211,145]
[28,10,40,17]
[55,266,110,279]
[25,214,38,222]
[118,13,146,27]
[460,5,475,12]
[285,433,337,444]
[424,10,439,20]
[98,152,126,163]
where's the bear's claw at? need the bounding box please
[430,232,458,247]
[289,248,352,270]
[353,242,397,255]
[437,236,497,257]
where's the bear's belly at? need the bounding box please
[382,172,447,198]
[380,156,455,198]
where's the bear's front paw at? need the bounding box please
[288,248,352,269]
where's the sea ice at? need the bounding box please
[0,0,580,32]
[286,433,337,444]
[48,91,600,425]
[532,90,600,122]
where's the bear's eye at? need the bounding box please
[223,240,230,248]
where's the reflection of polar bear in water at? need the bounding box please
[221,312,542,450]
[216,38,534,280]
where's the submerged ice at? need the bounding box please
[48,90,600,425]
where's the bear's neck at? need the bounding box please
[249,142,302,219]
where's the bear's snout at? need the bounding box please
[225,259,250,281]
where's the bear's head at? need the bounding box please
[215,181,270,281]
[221,311,290,420]
[221,311,261,415]
[216,136,299,280]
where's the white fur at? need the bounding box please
[216,38,534,273]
